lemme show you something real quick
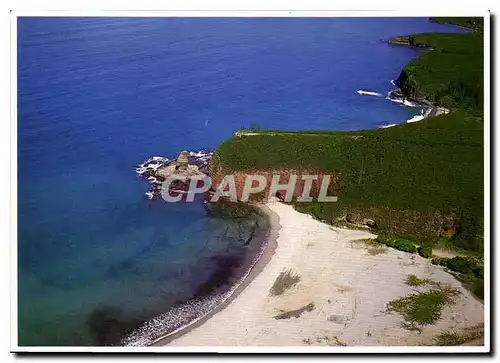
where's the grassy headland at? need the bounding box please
[210,18,484,255]
[391,19,483,113]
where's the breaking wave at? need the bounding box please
[385,96,420,108]
[406,114,425,123]
[356,89,383,97]
[378,123,398,129]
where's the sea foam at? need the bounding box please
[357,89,383,97]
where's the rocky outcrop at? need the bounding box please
[388,35,432,49]
[136,150,213,200]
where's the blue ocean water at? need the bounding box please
[17,17,466,346]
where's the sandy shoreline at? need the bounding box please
[163,201,484,347]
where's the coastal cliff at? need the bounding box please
[389,21,483,113]
[161,17,486,348]
[209,17,485,254]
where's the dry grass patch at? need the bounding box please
[405,274,436,287]
[433,324,484,346]
[367,246,388,255]
[274,302,315,320]
[302,335,347,346]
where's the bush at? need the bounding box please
[431,257,443,265]
[417,245,433,258]
[433,256,483,279]
[406,274,432,287]
[473,279,484,299]
[434,256,483,278]
[431,257,484,299]
[444,257,470,274]
[433,323,484,346]
[472,266,484,279]
[393,239,417,253]
[387,287,459,326]
[376,235,395,248]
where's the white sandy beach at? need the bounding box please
[167,202,484,347]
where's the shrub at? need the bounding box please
[434,256,483,278]
[473,279,484,299]
[387,287,459,326]
[376,235,395,248]
[433,323,484,346]
[406,274,432,287]
[393,239,417,253]
[472,266,484,279]
[444,257,471,274]
[417,245,433,258]
[431,257,444,265]
[385,239,395,248]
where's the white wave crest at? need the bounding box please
[386,96,420,108]
[406,109,427,123]
[406,114,425,123]
[378,123,398,129]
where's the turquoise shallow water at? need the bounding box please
[17,17,466,346]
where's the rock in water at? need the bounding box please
[136,149,213,200]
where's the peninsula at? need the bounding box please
[163,17,486,348]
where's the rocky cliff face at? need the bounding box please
[208,163,336,202]
[396,67,420,100]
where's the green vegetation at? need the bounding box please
[396,32,483,113]
[417,244,433,258]
[206,199,260,219]
[394,239,417,253]
[431,236,482,258]
[430,17,484,32]
[431,256,483,277]
[431,256,484,299]
[433,324,484,346]
[394,17,483,114]
[387,286,459,328]
[376,235,421,254]
[375,234,396,247]
[406,274,432,287]
[216,109,483,251]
